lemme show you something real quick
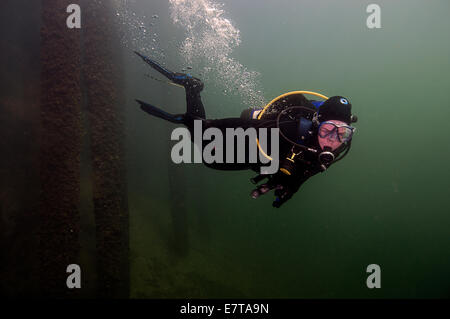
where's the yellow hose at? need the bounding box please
[257,91,329,162]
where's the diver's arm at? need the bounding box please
[272,174,307,208]
[251,171,310,208]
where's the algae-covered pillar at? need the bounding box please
[38,0,82,297]
[0,0,41,297]
[81,0,129,298]
[38,0,129,298]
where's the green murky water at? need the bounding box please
[127,0,450,298]
[1,0,449,298]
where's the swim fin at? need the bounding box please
[136,99,184,124]
[134,51,174,80]
[134,51,204,91]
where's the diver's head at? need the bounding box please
[318,96,353,124]
[317,96,356,151]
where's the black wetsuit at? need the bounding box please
[178,86,329,207]
[182,86,272,170]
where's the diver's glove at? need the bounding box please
[250,172,303,208]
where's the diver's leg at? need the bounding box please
[136,89,204,125]
[185,83,206,120]
[137,79,205,125]
[135,51,206,120]
[136,99,184,124]
[135,51,204,91]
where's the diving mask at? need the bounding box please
[318,121,355,143]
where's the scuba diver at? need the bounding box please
[135,51,357,208]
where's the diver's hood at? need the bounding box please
[318,96,353,124]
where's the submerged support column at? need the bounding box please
[81,0,129,298]
[38,0,82,297]
[168,162,189,257]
